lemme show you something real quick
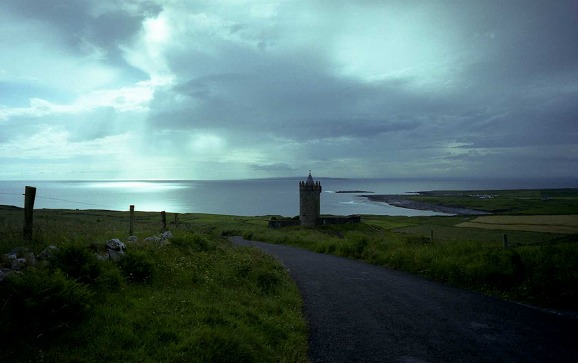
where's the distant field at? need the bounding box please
[406,188,578,215]
[457,215,578,234]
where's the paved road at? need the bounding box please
[230,236,578,363]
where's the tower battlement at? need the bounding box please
[299,180,322,191]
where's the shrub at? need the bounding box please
[172,233,217,252]
[0,269,94,341]
[94,260,125,291]
[519,244,578,309]
[117,249,155,283]
[51,242,103,285]
[253,266,284,294]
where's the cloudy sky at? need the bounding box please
[1,0,577,181]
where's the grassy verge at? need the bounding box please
[186,212,578,311]
[0,208,308,362]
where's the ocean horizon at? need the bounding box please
[1,177,577,217]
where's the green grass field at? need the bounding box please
[1,194,577,361]
[406,188,578,215]
[0,207,308,363]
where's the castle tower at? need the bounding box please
[299,171,321,226]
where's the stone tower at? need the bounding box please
[299,172,321,226]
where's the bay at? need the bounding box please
[1,177,576,217]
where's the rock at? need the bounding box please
[162,231,174,240]
[126,236,138,243]
[10,258,27,270]
[24,252,36,266]
[107,250,124,262]
[95,253,107,261]
[3,248,31,269]
[37,246,58,261]
[0,268,21,282]
[6,247,30,260]
[106,239,126,252]
[144,236,162,243]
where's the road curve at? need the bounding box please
[230,236,578,363]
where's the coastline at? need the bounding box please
[361,194,492,215]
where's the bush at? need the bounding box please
[0,269,94,341]
[94,260,125,291]
[117,249,155,283]
[51,242,103,285]
[253,266,284,294]
[172,233,217,252]
[519,244,578,309]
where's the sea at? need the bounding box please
[1,178,577,217]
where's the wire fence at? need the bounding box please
[0,191,118,210]
[0,187,182,242]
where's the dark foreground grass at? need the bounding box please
[2,206,577,362]
[0,209,308,362]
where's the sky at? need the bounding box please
[1,0,577,181]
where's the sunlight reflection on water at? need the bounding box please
[83,181,190,192]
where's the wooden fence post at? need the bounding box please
[174,213,179,226]
[129,205,135,235]
[430,230,434,244]
[503,234,509,249]
[161,211,167,232]
[23,186,36,241]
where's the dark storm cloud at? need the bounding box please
[250,163,297,172]
[2,0,578,180]
[3,0,160,73]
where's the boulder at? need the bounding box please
[6,247,30,260]
[107,250,124,262]
[3,247,34,270]
[144,236,162,243]
[0,268,21,282]
[95,253,107,261]
[37,245,58,261]
[106,239,126,252]
[162,231,174,240]
[126,236,138,243]
[10,258,27,270]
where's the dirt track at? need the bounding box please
[231,236,578,363]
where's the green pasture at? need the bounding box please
[406,188,578,214]
[1,201,577,361]
[0,207,308,363]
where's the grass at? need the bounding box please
[1,200,578,361]
[406,188,578,214]
[457,215,578,234]
[184,212,578,311]
[0,208,308,363]
[292,228,574,310]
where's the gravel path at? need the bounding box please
[230,236,577,363]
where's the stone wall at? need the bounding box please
[268,215,361,229]
[318,215,361,225]
[268,219,301,229]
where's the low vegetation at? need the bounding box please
[0,208,308,362]
[406,188,578,215]
[178,212,578,311]
[1,191,577,360]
